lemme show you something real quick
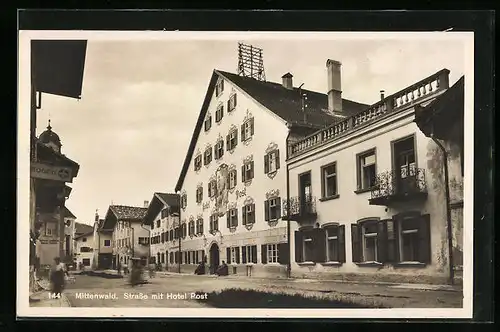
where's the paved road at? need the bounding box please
[64,273,463,308]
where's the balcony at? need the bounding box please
[369,168,428,206]
[282,195,317,222]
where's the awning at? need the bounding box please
[31,40,87,99]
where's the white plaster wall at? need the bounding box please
[288,109,451,280]
[179,73,290,260]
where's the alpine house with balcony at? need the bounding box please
[174,60,369,277]
[286,67,463,285]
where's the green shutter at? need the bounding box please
[418,214,432,264]
[261,244,267,264]
[264,153,269,174]
[313,228,326,263]
[351,224,362,263]
[338,225,346,263]
[278,242,289,264]
[294,231,303,263]
[226,247,231,264]
[264,200,270,221]
[377,220,388,263]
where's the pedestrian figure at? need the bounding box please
[117,261,122,275]
[194,261,206,275]
[50,257,68,295]
[216,261,229,276]
[148,261,156,279]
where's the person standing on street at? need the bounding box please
[50,257,68,295]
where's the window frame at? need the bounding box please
[215,103,224,123]
[194,154,203,171]
[242,203,255,225]
[204,114,212,132]
[228,93,237,111]
[267,244,279,263]
[196,186,203,203]
[321,162,338,199]
[241,118,254,142]
[356,148,377,192]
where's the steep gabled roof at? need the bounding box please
[174,69,369,192]
[110,205,148,220]
[62,206,77,219]
[75,222,93,235]
[143,193,180,226]
[74,230,94,240]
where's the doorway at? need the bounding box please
[299,172,312,212]
[209,243,220,274]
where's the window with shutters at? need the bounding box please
[265,150,280,174]
[216,78,224,97]
[227,246,240,264]
[396,213,431,264]
[303,234,315,262]
[208,180,217,198]
[241,161,254,183]
[215,104,224,123]
[228,93,237,111]
[241,118,254,142]
[321,162,338,198]
[227,208,238,228]
[209,214,219,233]
[357,149,377,191]
[204,147,212,165]
[196,218,204,235]
[194,154,202,171]
[196,186,203,203]
[214,140,224,160]
[204,114,212,132]
[265,197,281,221]
[242,203,255,225]
[182,223,187,238]
[325,226,339,262]
[227,129,238,151]
[361,221,378,262]
[181,193,187,210]
[228,169,237,189]
[267,244,279,263]
[188,220,195,236]
[242,245,257,264]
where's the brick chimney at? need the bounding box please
[326,59,342,113]
[95,211,99,222]
[144,200,149,208]
[380,90,385,100]
[281,72,293,90]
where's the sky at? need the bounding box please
[32,34,467,225]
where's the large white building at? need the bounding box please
[100,204,149,268]
[74,230,94,269]
[286,69,464,284]
[142,193,180,270]
[173,61,368,277]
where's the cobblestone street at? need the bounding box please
[60,272,463,308]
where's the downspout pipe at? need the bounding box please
[285,127,292,279]
[431,134,455,285]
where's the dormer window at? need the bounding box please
[214,140,224,160]
[204,147,212,165]
[226,129,238,151]
[204,114,212,131]
[215,79,224,97]
[228,93,237,112]
[241,118,254,141]
[194,155,202,171]
[216,104,224,123]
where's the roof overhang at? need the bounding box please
[32,40,87,99]
[142,194,165,226]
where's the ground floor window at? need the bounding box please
[82,258,91,266]
[266,244,278,263]
[295,226,345,264]
[226,246,240,264]
[161,253,165,264]
[241,245,257,264]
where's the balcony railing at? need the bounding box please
[282,195,317,221]
[369,168,428,206]
[288,69,450,159]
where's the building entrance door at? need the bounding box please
[209,243,220,274]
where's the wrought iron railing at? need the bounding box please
[282,195,317,218]
[370,168,427,201]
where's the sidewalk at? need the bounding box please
[29,278,71,307]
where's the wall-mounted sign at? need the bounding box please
[31,162,73,182]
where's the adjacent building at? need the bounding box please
[74,230,94,269]
[286,68,463,284]
[91,213,113,270]
[174,61,368,276]
[62,207,77,263]
[142,193,180,270]
[100,204,149,268]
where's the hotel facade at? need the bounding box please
[286,69,464,284]
[173,61,368,277]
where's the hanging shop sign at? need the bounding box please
[31,162,73,182]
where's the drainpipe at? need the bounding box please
[285,129,292,279]
[431,134,454,285]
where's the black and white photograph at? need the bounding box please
[17,30,474,319]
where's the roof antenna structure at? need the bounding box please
[237,43,266,81]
